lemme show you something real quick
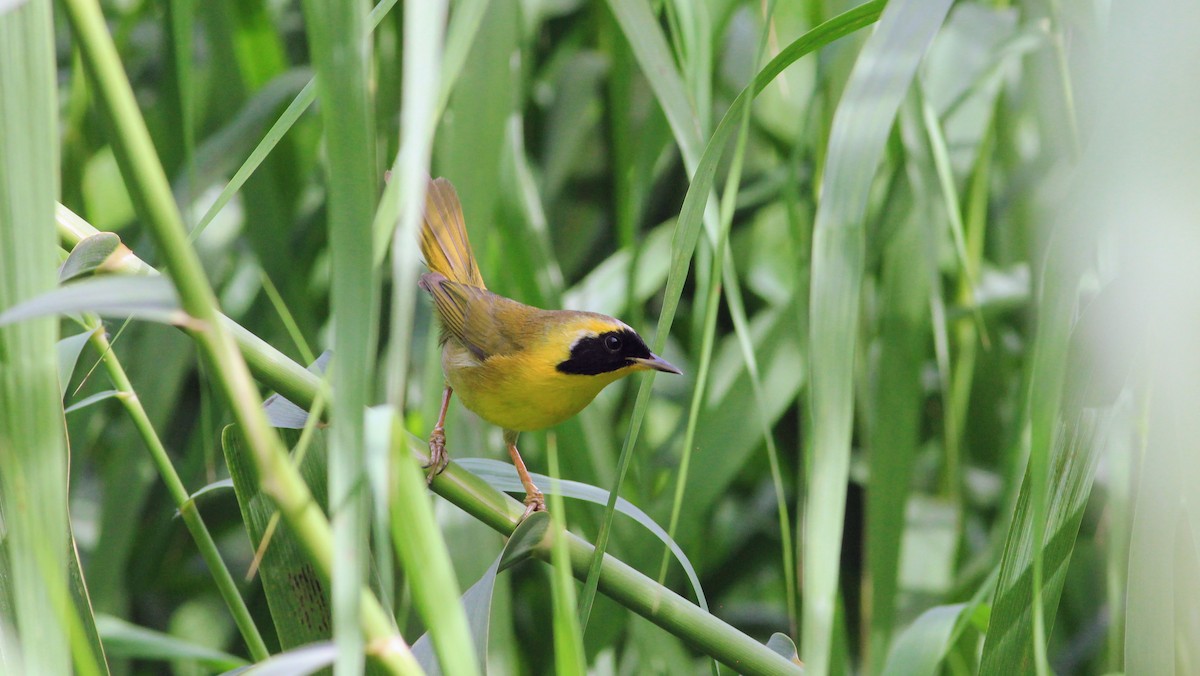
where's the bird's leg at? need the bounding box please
[504,430,545,519]
[425,385,453,484]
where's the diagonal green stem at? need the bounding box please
[81,316,269,660]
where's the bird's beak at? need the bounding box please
[630,354,682,375]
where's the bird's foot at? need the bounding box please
[521,489,546,520]
[425,426,449,485]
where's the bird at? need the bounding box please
[418,177,681,518]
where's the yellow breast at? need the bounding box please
[441,337,631,432]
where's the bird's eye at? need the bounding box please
[604,334,622,352]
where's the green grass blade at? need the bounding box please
[803,0,952,671]
[0,1,77,672]
[374,0,451,653]
[865,182,932,669]
[978,416,1101,674]
[298,0,379,671]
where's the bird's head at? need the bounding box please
[552,313,681,378]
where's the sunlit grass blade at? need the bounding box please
[804,0,953,671]
[375,0,457,657]
[0,1,77,672]
[377,407,479,675]
[298,0,379,670]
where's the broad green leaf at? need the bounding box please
[221,426,332,650]
[803,0,952,670]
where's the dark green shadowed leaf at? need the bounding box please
[221,426,332,650]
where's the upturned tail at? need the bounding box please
[419,177,486,289]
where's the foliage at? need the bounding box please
[1,0,1195,674]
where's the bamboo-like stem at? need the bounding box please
[81,317,269,660]
[57,1,416,671]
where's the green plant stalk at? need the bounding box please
[81,316,269,660]
[55,213,797,674]
[58,1,416,671]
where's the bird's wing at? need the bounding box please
[420,178,486,288]
[419,273,528,360]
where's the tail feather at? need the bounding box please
[420,177,486,289]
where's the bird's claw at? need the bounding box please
[520,490,546,520]
[425,426,449,485]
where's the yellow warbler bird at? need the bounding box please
[419,177,681,517]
